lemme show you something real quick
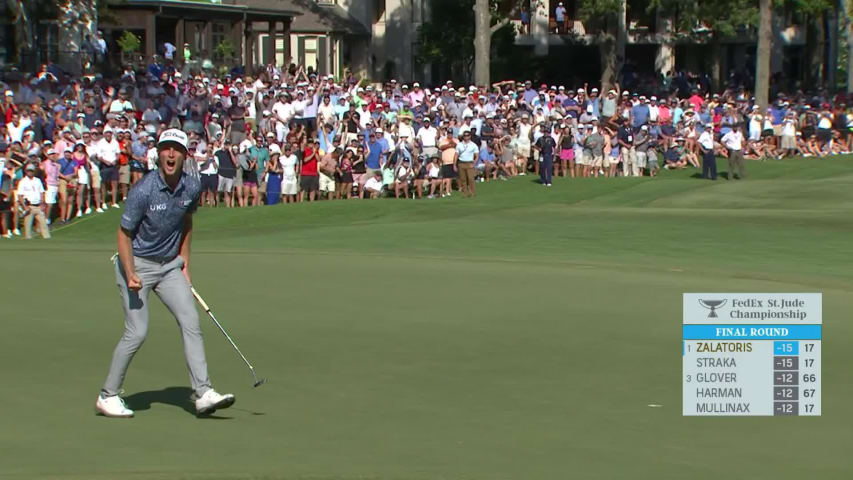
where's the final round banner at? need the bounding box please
[683,293,822,416]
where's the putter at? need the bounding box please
[190,286,267,388]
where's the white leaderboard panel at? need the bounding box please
[683,293,821,416]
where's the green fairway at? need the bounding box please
[2,157,852,479]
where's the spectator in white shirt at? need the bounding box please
[16,164,50,239]
[698,129,717,180]
[416,118,438,157]
[97,128,122,207]
[721,127,746,179]
[364,171,384,198]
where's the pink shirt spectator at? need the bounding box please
[41,160,59,186]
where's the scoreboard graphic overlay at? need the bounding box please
[683,293,821,416]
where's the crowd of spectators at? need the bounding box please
[1,56,852,239]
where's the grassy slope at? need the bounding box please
[1,158,852,479]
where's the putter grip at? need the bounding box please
[190,287,211,312]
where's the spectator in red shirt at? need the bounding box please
[117,130,131,201]
[299,139,320,202]
[3,90,17,125]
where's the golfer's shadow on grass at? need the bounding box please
[124,386,232,419]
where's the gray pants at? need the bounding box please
[728,149,746,178]
[101,256,211,397]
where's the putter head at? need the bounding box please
[253,378,267,388]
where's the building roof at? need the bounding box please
[110,0,301,18]
[277,0,370,36]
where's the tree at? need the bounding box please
[651,0,757,90]
[472,0,527,86]
[792,0,834,88]
[755,0,773,108]
[846,0,853,92]
[417,0,476,82]
[418,0,516,84]
[6,0,99,70]
[578,0,626,92]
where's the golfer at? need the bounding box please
[95,128,234,418]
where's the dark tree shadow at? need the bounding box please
[124,386,232,419]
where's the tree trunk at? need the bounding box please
[474,0,491,87]
[846,0,853,93]
[7,0,34,64]
[710,38,722,92]
[755,0,773,109]
[599,0,626,91]
[805,13,827,88]
[827,1,838,91]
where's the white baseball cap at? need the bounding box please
[269,143,281,155]
[158,128,188,153]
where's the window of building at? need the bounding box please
[212,22,228,60]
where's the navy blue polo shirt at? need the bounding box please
[120,170,201,259]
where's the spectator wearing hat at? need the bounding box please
[555,2,568,34]
[264,143,283,205]
[515,114,533,175]
[41,148,60,223]
[197,138,218,207]
[280,143,299,203]
[455,130,479,197]
[392,156,412,198]
[57,146,77,221]
[248,135,270,200]
[533,124,556,186]
[117,129,133,198]
[721,126,746,180]
[72,143,93,216]
[616,119,636,177]
[215,143,238,207]
[3,90,17,125]
[698,126,717,180]
[16,164,50,239]
[438,127,458,197]
[97,128,121,208]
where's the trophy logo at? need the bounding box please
[698,299,727,318]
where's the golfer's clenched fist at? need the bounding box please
[127,272,142,291]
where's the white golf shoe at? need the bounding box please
[194,389,235,416]
[95,394,134,418]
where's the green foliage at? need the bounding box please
[578,0,624,19]
[116,30,141,53]
[214,38,235,60]
[649,0,758,38]
[417,0,516,81]
[417,0,475,69]
[783,0,833,16]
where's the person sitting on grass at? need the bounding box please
[382,158,396,196]
[394,157,412,198]
[410,156,427,199]
[478,141,498,182]
[364,170,383,198]
[663,138,689,170]
[427,156,441,198]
